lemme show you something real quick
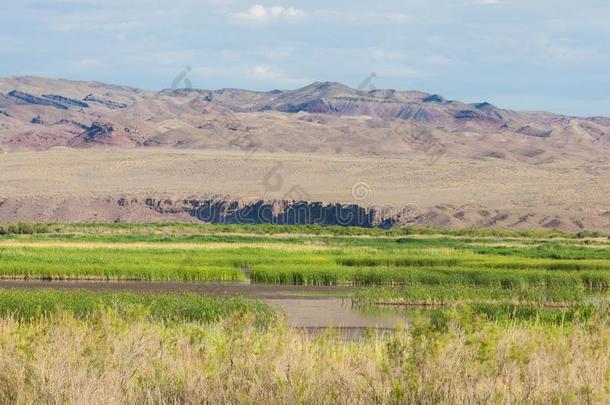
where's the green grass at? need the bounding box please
[1,224,609,402]
[249,262,610,289]
[0,289,275,324]
[354,285,610,325]
[405,303,602,325]
[0,246,248,281]
[3,226,610,287]
[354,285,590,305]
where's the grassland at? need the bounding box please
[1,223,610,319]
[0,306,608,403]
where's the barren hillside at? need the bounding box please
[1,76,609,163]
[1,77,609,231]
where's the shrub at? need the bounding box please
[0,222,48,235]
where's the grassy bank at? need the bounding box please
[354,285,609,324]
[354,285,589,306]
[0,245,248,281]
[0,222,588,238]
[0,310,608,403]
[3,227,610,287]
[0,290,275,325]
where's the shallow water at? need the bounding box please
[0,280,407,331]
[0,280,354,298]
[267,298,405,328]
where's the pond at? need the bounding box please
[0,280,407,333]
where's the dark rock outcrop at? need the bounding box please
[83,94,128,109]
[68,121,146,147]
[57,119,89,130]
[517,125,553,138]
[42,94,89,108]
[422,94,445,103]
[140,197,421,228]
[81,122,115,142]
[7,90,68,110]
[30,116,44,125]
[455,110,484,120]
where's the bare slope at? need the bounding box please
[0,149,609,232]
[1,76,610,163]
[1,77,610,230]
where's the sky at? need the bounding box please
[1,0,610,117]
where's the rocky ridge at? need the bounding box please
[0,76,609,163]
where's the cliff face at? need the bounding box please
[1,195,609,233]
[140,197,420,228]
[0,195,419,227]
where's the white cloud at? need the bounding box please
[246,64,312,86]
[232,4,304,24]
[468,0,502,5]
[383,13,412,24]
[249,64,275,80]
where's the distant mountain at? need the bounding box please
[1,76,609,162]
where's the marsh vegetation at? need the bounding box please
[0,223,609,403]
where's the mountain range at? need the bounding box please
[1,76,609,163]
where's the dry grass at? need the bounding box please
[0,148,600,208]
[0,312,608,404]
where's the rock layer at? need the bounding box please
[0,195,609,232]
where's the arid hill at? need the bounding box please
[1,76,610,231]
[1,76,609,163]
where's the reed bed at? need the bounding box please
[0,289,275,324]
[354,285,589,306]
[3,230,610,286]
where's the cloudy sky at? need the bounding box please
[1,0,610,116]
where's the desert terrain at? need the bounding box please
[1,76,609,231]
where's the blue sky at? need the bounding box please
[1,0,610,116]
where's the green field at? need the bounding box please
[3,224,610,290]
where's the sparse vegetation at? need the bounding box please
[0,222,588,239]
